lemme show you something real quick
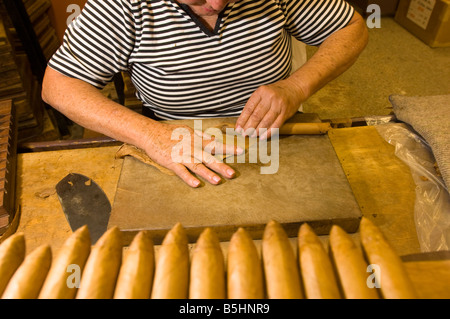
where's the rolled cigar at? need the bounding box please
[0,233,26,296]
[279,122,332,135]
[2,245,52,299]
[329,225,379,299]
[76,227,123,299]
[359,217,418,299]
[189,228,225,299]
[227,228,264,299]
[39,225,91,299]
[298,223,341,299]
[114,230,155,299]
[151,223,189,299]
[262,220,303,299]
[218,122,332,135]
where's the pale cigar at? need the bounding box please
[0,233,26,296]
[76,227,123,299]
[189,228,225,299]
[114,230,155,299]
[298,223,341,299]
[218,122,332,135]
[151,223,189,299]
[262,220,303,299]
[279,122,332,135]
[359,217,418,299]
[329,225,379,299]
[39,225,91,299]
[227,228,264,299]
[2,245,52,299]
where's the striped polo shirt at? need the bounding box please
[48,0,355,120]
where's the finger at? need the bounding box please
[197,130,244,157]
[241,102,271,138]
[260,115,285,141]
[196,151,237,181]
[167,162,202,188]
[235,93,262,134]
[184,160,223,185]
[209,140,244,157]
[202,151,237,180]
[254,108,280,139]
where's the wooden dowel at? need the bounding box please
[114,230,155,299]
[227,228,264,299]
[39,225,91,299]
[0,233,26,296]
[359,217,419,299]
[2,245,52,299]
[189,228,225,299]
[76,227,123,299]
[218,122,332,135]
[151,223,189,299]
[262,220,303,299]
[279,122,332,135]
[329,225,380,299]
[298,223,341,299]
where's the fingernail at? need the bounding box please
[260,131,268,141]
[227,169,235,176]
[235,126,242,134]
[213,176,221,183]
[194,130,203,137]
[192,180,200,187]
[251,131,257,138]
[243,128,253,138]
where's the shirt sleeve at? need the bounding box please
[48,0,136,89]
[281,0,355,46]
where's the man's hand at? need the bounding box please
[235,79,306,140]
[235,12,368,140]
[143,122,243,188]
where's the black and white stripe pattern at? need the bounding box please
[49,0,354,120]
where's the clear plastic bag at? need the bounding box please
[375,123,450,252]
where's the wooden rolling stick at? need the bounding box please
[0,233,26,297]
[151,223,189,299]
[262,220,303,299]
[76,227,123,299]
[329,225,380,299]
[114,230,155,299]
[227,228,264,299]
[359,217,419,299]
[2,245,52,299]
[279,122,332,135]
[189,228,226,299]
[298,223,341,299]
[39,225,91,299]
[217,122,332,135]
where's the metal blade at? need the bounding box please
[56,173,111,244]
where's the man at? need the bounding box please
[42,0,368,188]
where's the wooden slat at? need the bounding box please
[0,100,17,233]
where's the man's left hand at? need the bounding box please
[235,79,305,140]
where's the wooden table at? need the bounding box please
[10,123,450,299]
[12,124,421,256]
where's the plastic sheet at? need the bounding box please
[375,123,450,252]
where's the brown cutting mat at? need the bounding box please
[108,115,362,244]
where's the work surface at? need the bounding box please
[109,116,361,245]
[12,124,421,257]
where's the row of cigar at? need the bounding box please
[0,217,419,299]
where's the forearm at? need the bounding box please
[41,67,158,151]
[286,12,369,100]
